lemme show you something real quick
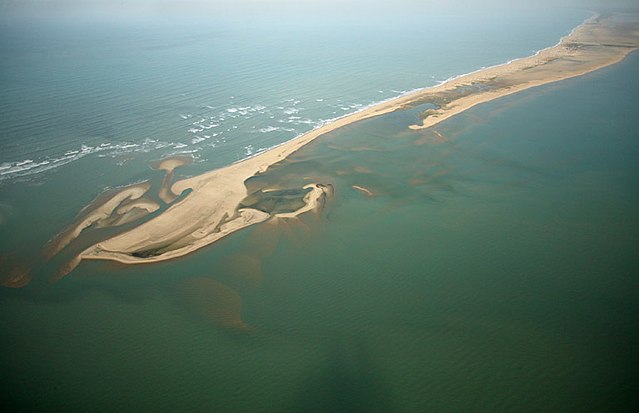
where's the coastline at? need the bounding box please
[407,14,639,129]
[53,13,639,274]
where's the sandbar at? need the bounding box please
[152,156,193,204]
[352,185,374,197]
[53,13,639,273]
[46,181,154,258]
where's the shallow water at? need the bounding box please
[0,9,588,183]
[1,43,638,411]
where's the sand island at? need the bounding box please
[50,13,639,278]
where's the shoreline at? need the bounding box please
[220,13,597,166]
[53,12,639,273]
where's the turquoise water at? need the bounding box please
[1,8,638,413]
[0,9,588,182]
[0,8,589,271]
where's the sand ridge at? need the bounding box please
[46,181,154,258]
[51,13,639,275]
[153,155,193,204]
[408,14,639,129]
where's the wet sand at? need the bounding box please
[152,156,193,204]
[352,185,374,197]
[53,13,639,273]
[0,254,31,288]
[408,14,639,129]
[46,181,155,259]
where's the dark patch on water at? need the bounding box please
[295,336,394,413]
[240,187,311,215]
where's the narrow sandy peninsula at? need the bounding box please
[53,13,639,276]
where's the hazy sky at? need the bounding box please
[2,0,638,20]
[3,0,639,12]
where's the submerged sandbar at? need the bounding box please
[53,13,639,275]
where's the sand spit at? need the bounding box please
[46,181,154,258]
[408,13,639,129]
[53,13,639,273]
[273,184,331,218]
[152,156,193,204]
[74,181,330,267]
[97,197,161,228]
[352,185,374,197]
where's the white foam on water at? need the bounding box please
[258,126,280,133]
[118,144,139,150]
[1,14,592,185]
[172,148,199,155]
[283,108,299,115]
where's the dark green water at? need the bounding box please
[1,53,638,412]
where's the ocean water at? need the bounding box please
[0,9,589,183]
[0,7,589,268]
[2,8,638,413]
